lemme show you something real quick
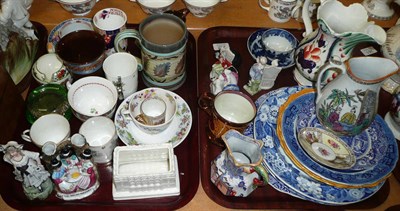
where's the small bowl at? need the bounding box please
[47,18,94,53]
[57,0,97,16]
[261,28,298,68]
[67,76,118,122]
[183,0,220,18]
[26,84,72,124]
[32,53,70,85]
[297,127,356,170]
[136,0,176,14]
[56,30,106,75]
[121,88,177,134]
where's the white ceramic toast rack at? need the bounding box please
[112,143,180,200]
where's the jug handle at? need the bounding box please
[253,165,269,186]
[302,0,313,37]
[316,59,345,102]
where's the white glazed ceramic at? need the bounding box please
[57,0,97,16]
[297,127,356,169]
[120,88,177,134]
[112,144,180,200]
[295,0,386,86]
[115,89,192,148]
[79,116,118,163]
[103,52,141,99]
[32,53,70,85]
[258,0,297,23]
[134,0,176,14]
[316,57,399,136]
[382,24,400,67]
[21,114,70,148]
[93,8,127,56]
[47,18,94,53]
[67,76,118,122]
[183,0,224,18]
[362,0,395,20]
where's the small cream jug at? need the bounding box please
[316,57,399,136]
[210,129,268,197]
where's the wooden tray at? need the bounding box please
[0,23,199,210]
[198,26,391,210]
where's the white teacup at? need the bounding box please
[79,116,118,164]
[21,114,70,148]
[259,0,297,23]
[103,52,142,99]
[67,76,118,122]
[134,0,176,14]
[32,53,70,85]
[93,8,127,56]
[121,88,177,134]
[183,0,226,18]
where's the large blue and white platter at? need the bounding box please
[276,89,398,188]
[249,86,385,205]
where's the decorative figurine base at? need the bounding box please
[385,112,400,141]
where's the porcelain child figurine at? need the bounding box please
[244,56,280,95]
[0,141,53,200]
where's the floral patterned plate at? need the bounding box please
[277,89,397,188]
[250,86,384,205]
[114,91,192,148]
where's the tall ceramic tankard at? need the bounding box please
[316,57,399,136]
[210,130,268,197]
[294,0,387,85]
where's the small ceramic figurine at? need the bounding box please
[0,0,37,40]
[0,141,53,200]
[244,56,280,95]
[49,144,99,200]
[209,45,240,95]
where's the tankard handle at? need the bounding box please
[253,165,269,186]
[315,59,345,102]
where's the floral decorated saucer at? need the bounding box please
[114,91,192,148]
[297,127,356,170]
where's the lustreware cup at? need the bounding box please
[198,91,256,146]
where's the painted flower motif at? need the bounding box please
[263,136,274,148]
[348,188,365,199]
[222,158,244,178]
[237,181,247,191]
[296,177,323,199]
[303,44,321,63]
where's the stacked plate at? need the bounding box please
[244,86,398,205]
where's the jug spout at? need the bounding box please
[362,23,387,45]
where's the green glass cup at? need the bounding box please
[26,84,72,124]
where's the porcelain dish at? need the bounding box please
[297,127,356,170]
[247,28,297,69]
[381,24,400,67]
[114,90,192,148]
[246,86,385,205]
[276,88,397,188]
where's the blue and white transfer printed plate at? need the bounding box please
[246,86,385,205]
[276,89,398,188]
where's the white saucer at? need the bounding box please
[384,112,400,141]
[114,91,192,148]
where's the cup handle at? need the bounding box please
[315,58,345,102]
[21,129,32,142]
[119,103,134,121]
[198,92,215,116]
[258,0,270,11]
[291,1,302,19]
[114,29,141,53]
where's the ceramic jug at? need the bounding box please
[294,0,387,85]
[210,129,268,197]
[316,57,399,136]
